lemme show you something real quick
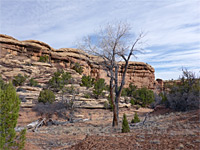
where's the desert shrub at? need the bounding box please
[48,70,72,91]
[122,114,130,133]
[135,104,141,110]
[48,70,63,90]
[61,72,72,85]
[107,95,114,111]
[131,112,140,123]
[38,55,49,63]
[33,100,71,119]
[38,89,55,104]
[81,75,94,89]
[33,101,64,118]
[65,85,75,94]
[159,92,168,103]
[12,74,27,86]
[105,84,110,91]
[121,88,128,96]
[72,62,83,74]
[121,83,137,97]
[130,98,135,106]
[29,78,38,87]
[151,93,162,109]
[135,87,155,107]
[93,78,106,98]
[121,83,154,107]
[84,93,91,98]
[124,97,129,104]
[104,101,109,109]
[0,82,26,149]
[0,75,5,89]
[165,69,200,111]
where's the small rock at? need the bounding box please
[177,143,184,149]
[135,142,140,147]
[136,139,145,142]
[136,135,145,139]
[150,140,160,144]
[193,139,200,143]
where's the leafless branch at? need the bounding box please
[77,21,145,127]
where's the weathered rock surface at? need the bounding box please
[0,34,156,108]
[0,34,156,89]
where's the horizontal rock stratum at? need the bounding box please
[0,34,156,89]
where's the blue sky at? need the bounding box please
[0,0,200,80]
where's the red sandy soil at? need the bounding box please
[17,107,200,150]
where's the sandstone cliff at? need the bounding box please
[0,34,156,89]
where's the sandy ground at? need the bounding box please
[17,107,200,150]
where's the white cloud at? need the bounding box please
[0,0,199,80]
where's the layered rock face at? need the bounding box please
[0,34,156,89]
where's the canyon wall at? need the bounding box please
[0,34,156,89]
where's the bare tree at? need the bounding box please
[78,22,145,126]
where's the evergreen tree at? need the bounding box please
[136,87,155,107]
[72,63,83,74]
[93,78,106,98]
[81,75,94,89]
[12,74,27,86]
[38,89,55,104]
[0,76,5,89]
[48,69,72,92]
[0,82,26,149]
[122,113,130,133]
[131,112,140,123]
[29,78,39,87]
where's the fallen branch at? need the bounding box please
[143,112,150,125]
[27,120,40,129]
[15,126,26,132]
[34,118,46,132]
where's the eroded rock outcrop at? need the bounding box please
[0,34,158,108]
[0,34,156,89]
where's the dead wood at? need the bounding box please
[33,118,46,132]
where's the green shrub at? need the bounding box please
[131,112,140,123]
[122,113,130,133]
[81,75,94,89]
[107,95,114,111]
[38,55,49,63]
[72,63,83,74]
[121,83,137,97]
[17,128,26,150]
[135,104,141,110]
[84,93,91,98]
[121,84,155,107]
[0,75,5,89]
[29,78,38,87]
[65,85,75,94]
[104,101,109,109]
[121,88,128,96]
[136,87,155,107]
[61,72,72,85]
[93,78,106,98]
[12,74,27,86]
[0,82,26,149]
[38,89,55,104]
[130,98,135,106]
[48,70,72,91]
[105,85,110,91]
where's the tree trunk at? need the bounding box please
[114,95,119,126]
[113,65,119,126]
[110,78,118,127]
